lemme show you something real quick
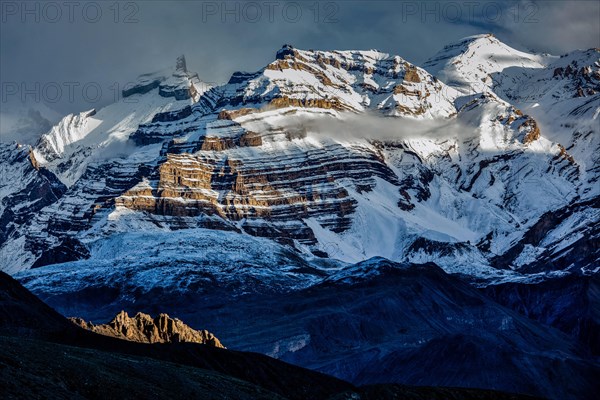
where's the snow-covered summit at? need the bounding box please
[123,55,211,102]
[0,35,597,289]
[424,35,599,189]
[30,56,208,186]
[35,109,98,162]
[424,33,548,94]
[213,44,459,118]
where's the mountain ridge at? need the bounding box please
[70,310,224,347]
[3,36,594,281]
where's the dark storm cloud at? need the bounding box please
[0,0,598,138]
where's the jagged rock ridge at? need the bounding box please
[70,310,224,347]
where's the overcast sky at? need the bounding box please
[1,0,599,122]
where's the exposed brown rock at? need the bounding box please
[115,129,401,243]
[218,108,257,120]
[520,118,541,144]
[557,144,576,164]
[188,82,198,101]
[201,136,237,151]
[239,131,263,147]
[316,54,341,69]
[403,65,421,83]
[553,67,564,78]
[267,59,335,87]
[396,104,426,116]
[70,311,224,348]
[359,82,378,93]
[550,58,600,98]
[268,96,346,111]
[393,84,421,97]
[28,149,40,170]
[275,46,308,63]
[115,144,399,241]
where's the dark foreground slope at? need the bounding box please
[1,337,542,400]
[0,336,286,400]
[0,265,71,335]
[24,259,600,399]
[0,270,542,400]
[0,271,350,400]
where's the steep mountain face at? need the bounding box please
[0,143,67,273]
[213,44,458,117]
[0,61,209,271]
[1,39,593,283]
[424,34,599,198]
[423,33,599,277]
[70,310,224,347]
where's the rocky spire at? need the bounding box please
[276,44,296,60]
[176,55,187,72]
[70,310,224,348]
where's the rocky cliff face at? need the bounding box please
[2,40,591,281]
[211,45,458,118]
[70,310,224,347]
[0,144,67,273]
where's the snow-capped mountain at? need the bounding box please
[425,34,599,196]
[2,35,599,399]
[424,34,599,277]
[0,37,598,287]
[423,34,550,94]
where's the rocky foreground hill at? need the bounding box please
[70,310,224,347]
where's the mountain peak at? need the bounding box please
[462,33,496,42]
[217,44,457,117]
[121,55,209,101]
[70,310,225,347]
[176,54,187,72]
[276,43,296,59]
[423,33,546,93]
